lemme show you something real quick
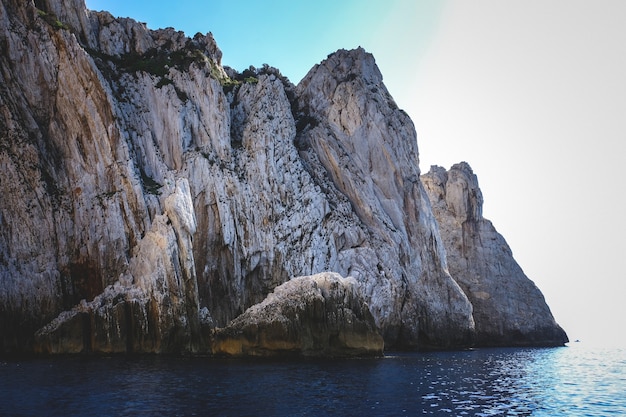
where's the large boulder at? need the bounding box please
[211,272,384,357]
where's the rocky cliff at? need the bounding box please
[422,164,567,346]
[0,0,566,355]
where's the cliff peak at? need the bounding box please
[321,47,382,84]
[427,162,483,222]
[297,47,390,116]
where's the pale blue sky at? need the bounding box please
[85,0,626,346]
[85,0,445,85]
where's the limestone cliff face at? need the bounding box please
[0,0,565,354]
[295,50,474,348]
[421,163,568,346]
[1,0,228,353]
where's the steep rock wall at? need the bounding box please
[295,49,474,348]
[421,163,568,346]
[1,0,222,352]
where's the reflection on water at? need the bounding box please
[0,344,624,416]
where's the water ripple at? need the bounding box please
[0,344,624,416]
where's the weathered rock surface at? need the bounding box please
[0,0,566,355]
[294,49,475,349]
[211,272,384,357]
[0,0,216,353]
[422,163,568,346]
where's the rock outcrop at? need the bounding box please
[294,50,474,349]
[211,272,384,357]
[0,0,566,355]
[422,163,568,346]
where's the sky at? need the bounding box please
[86,0,626,347]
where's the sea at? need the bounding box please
[1,342,624,416]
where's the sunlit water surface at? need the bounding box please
[1,343,624,416]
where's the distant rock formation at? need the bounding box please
[211,272,384,357]
[422,163,568,346]
[0,0,566,355]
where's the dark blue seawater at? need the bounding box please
[1,343,624,416]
